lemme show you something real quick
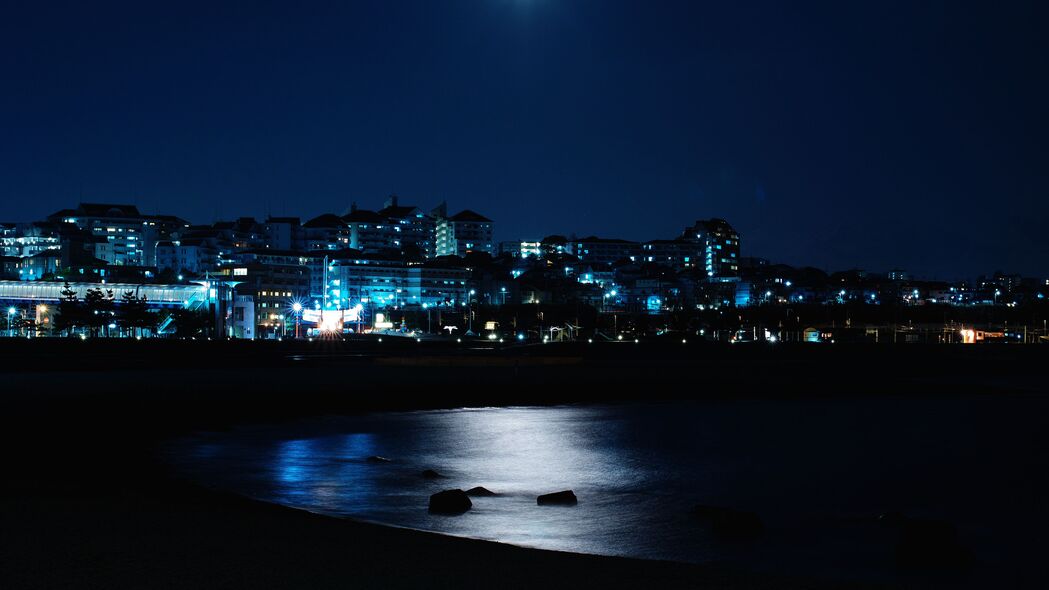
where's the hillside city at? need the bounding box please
[2,197,1047,343]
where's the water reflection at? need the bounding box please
[270,433,381,513]
[168,398,1049,587]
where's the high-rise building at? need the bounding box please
[681,218,740,281]
[378,195,435,258]
[432,204,494,257]
[342,207,396,254]
[48,203,188,267]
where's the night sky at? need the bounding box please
[2,1,1046,279]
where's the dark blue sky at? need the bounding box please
[2,1,1046,279]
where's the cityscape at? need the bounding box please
[3,2,1048,590]
[2,198,1046,344]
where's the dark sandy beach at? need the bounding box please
[2,339,1045,589]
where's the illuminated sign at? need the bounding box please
[374,312,393,329]
[319,310,345,333]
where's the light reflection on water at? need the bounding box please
[169,398,1049,586]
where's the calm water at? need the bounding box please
[168,397,1049,587]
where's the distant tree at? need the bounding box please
[55,282,84,336]
[83,287,116,337]
[171,308,211,339]
[119,290,154,337]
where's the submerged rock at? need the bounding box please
[537,490,577,505]
[429,489,472,514]
[366,456,391,463]
[421,469,444,479]
[879,512,973,568]
[691,505,764,538]
[466,486,498,497]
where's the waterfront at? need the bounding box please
[169,398,1049,587]
[3,340,1049,588]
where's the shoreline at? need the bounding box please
[3,341,1046,588]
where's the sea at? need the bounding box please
[167,395,1049,588]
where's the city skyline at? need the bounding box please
[2,2,1047,279]
[4,195,1041,284]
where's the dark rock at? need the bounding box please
[466,486,498,497]
[366,456,391,463]
[691,505,764,538]
[537,490,577,505]
[879,513,973,568]
[429,489,472,514]
[421,469,444,479]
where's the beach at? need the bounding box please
[2,339,1046,589]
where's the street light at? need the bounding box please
[6,307,16,337]
[467,289,476,334]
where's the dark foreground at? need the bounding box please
[2,339,1046,589]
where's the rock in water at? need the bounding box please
[421,469,444,479]
[429,489,472,514]
[466,486,497,497]
[537,490,577,505]
[691,505,764,538]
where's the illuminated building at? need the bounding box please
[432,204,494,257]
[231,295,256,339]
[47,204,188,267]
[640,239,696,269]
[0,222,61,258]
[16,251,61,280]
[572,237,639,266]
[378,195,436,258]
[681,218,740,281]
[499,240,542,258]
[313,251,471,311]
[302,213,350,251]
[156,239,219,275]
[342,207,397,254]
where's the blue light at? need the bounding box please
[646,295,661,311]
